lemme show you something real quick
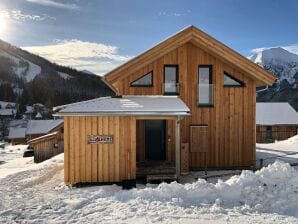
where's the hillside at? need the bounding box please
[249,47,298,110]
[0,39,115,114]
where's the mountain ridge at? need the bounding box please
[249,47,298,110]
[0,39,115,116]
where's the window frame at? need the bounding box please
[163,64,179,95]
[223,71,245,87]
[198,65,214,107]
[130,71,153,87]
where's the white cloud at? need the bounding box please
[158,9,191,17]
[0,10,56,21]
[26,0,79,10]
[22,39,132,75]
[250,44,298,55]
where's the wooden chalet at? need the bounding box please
[8,119,64,145]
[55,25,276,185]
[26,119,64,141]
[27,131,64,163]
[256,102,298,143]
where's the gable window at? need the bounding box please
[198,65,213,106]
[224,72,245,87]
[164,65,179,95]
[130,71,153,87]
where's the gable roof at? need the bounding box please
[104,25,276,87]
[256,102,298,125]
[26,120,64,135]
[8,127,26,139]
[54,96,190,116]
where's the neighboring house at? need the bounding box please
[26,119,64,141]
[0,108,16,139]
[8,127,27,145]
[24,106,34,120]
[0,109,16,119]
[8,119,64,145]
[256,102,298,143]
[0,101,17,109]
[55,25,276,185]
[0,102,17,139]
[35,112,43,120]
[27,131,64,163]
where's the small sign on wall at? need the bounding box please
[87,135,114,144]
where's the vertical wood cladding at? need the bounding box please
[64,116,136,184]
[256,125,298,143]
[114,42,256,168]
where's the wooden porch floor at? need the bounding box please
[136,161,176,177]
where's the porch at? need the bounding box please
[55,95,190,184]
[135,118,178,181]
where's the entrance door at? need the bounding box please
[145,120,166,160]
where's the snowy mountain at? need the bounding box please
[0,39,114,113]
[249,47,298,110]
[81,70,96,75]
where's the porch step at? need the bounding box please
[147,174,177,182]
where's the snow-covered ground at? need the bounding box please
[0,137,298,223]
[257,135,298,167]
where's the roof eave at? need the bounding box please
[54,111,191,117]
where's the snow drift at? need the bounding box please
[111,162,298,216]
[1,149,298,223]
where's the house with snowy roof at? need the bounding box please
[256,102,298,143]
[0,101,17,120]
[8,127,27,145]
[54,25,276,185]
[8,119,64,145]
[26,119,64,141]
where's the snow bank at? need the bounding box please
[1,150,298,222]
[0,145,63,179]
[257,135,298,165]
[109,162,298,216]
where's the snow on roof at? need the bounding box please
[0,109,16,116]
[55,96,190,116]
[8,128,26,139]
[25,106,33,113]
[256,102,298,125]
[35,112,42,118]
[26,120,63,135]
[0,101,16,108]
[27,131,58,144]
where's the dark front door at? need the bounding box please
[145,120,166,160]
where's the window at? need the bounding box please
[130,71,153,87]
[164,65,179,95]
[224,72,245,87]
[198,65,213,106]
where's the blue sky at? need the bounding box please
[0,0,298,75]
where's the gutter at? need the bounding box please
[54,111,191,117]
